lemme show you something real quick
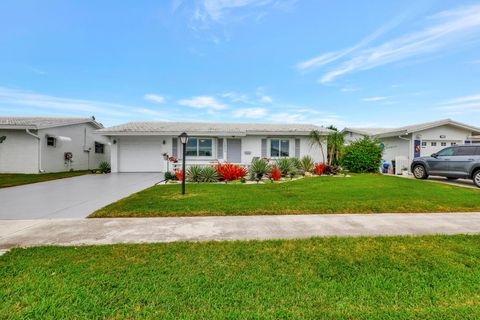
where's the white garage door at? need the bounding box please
[118,137,165,172]
[421,140,460,157]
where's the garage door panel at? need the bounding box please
[118,137,165,172]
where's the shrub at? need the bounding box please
[187,165,203,182]
[215,163,247,181]
[276,158,296,177]
[98,161,111,173]
[249,158,271,180]
[164,171,175,181]
[298,156,314,174]
[200,166,220,182]
[175,169,183,181]
[341,137,383,173]
[325,165,342,175]
[314,163,326,175]
[270,165,282,181]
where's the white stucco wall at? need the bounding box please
[0,129,39,173]
[380,136,411,163]
[39,123,110,172]
[108,134,328,173]
[415,125,473,142]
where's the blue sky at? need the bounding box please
[1,0,480,128]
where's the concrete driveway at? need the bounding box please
[0,173,162,219]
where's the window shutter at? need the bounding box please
[295,139,300,158]
[261,139,267,157]
[217,138,223,159]
[172,138,178,157]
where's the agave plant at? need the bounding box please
[298,156,314,175]
[200,166,220,182]
[98,161,111,173]
[187,165,203,182]
[276,158,295,177]
[249,158,270,180]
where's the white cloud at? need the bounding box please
[362,96,390,102]
[177,96,227,110]
[260,95,273,103]
[193,0,294,24]
[222,91,251,103]
[446,94,480,104]
[144,94,166,104]
[298,5,480,83]
[233,107,267,118]
[0,87,167,120]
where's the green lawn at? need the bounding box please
[0,171,91,188]
[2,235,480,319]
[91,174,480,218]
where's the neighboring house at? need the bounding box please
[342,119,480,173]
[97,122,330,173]
[0,117,110,173]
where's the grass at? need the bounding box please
[91,174,480,218]
[0,170,91,188]
[1,235,480,319]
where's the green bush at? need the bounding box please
[98,161,111,173]
[164,171,175,181]
[187,165,203,182]
[200,166,220,182]
[298,156,314,174]
[276,158,297,177]
[341,137,383,173]
[249,159,271,180]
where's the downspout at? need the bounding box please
[25,128,43,173]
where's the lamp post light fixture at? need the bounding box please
[179,132,189,195]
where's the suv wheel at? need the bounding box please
[473,170,480,188]
[413,164,428,179]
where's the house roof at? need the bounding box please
[97,121,330,136]
[0,116,103,130]
[343,119,480,138]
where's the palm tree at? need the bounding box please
[326,130,345,165]
[309,130,326,163]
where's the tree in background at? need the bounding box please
[341,137,383,173]
[326,126,345,166]
[309,130,326,164]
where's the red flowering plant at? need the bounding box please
[270,165,282,181]
[175,169,183,181]
[215,163,247,182]
[314,163,326,175]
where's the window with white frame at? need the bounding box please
[270,139,289,157]
[421,141,427,147]
[431,142,437,146]
[186,138,213,157]
[441,142,447,146]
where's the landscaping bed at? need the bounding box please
[90,174,480,218]
[0,170,92,188]
[2,235,480,319]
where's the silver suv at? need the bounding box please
[411,144,480,188]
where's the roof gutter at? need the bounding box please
[25,128,43,173]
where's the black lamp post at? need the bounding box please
[179,132,189,195]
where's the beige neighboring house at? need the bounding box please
[97,122,330,173]
[342,119,480,173]
[0,116,110,173]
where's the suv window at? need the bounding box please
[437,147,454,157]
[454,146,477,156]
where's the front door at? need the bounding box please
[227,139,242,163]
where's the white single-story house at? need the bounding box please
[342,119,480,173]
[97,122,330,173]
[0,117,110,173]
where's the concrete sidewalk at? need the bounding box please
[1,212,480,249]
